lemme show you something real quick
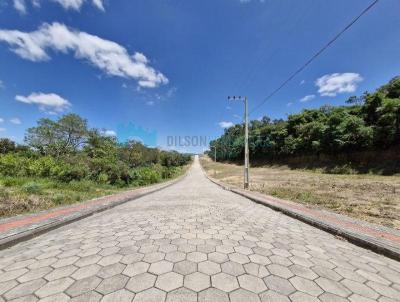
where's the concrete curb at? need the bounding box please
[199,162,400,261]
[0,164,192,250]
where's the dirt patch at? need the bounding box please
[200,156,400,229]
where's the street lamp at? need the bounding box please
[228,96,249,189]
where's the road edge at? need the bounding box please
[0,162,193,250]
[199,160,400,262]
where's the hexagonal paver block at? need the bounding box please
[98,254,122,266]
[75,255,101,267]
[260,290,290,302]
[263,275,295,296]
[66,276,102,297]
[18,267,52,283]
[165,251,186,263]
[101,289,135,302]
[155,272,183,292]
[212,273,239,292]
[184,272,211,292]
[315,277,351,298]
[4,278,46,300]
[244,263,269,278]
[198,260,221,275]
[72,264,101,280]
[187,252,207,263]
[221,261,245,276]
[126,272,156,293]
[268,264,294,279]
[97,263,126,279]
[35,277,74,298]
[70,291,102,302]
[148,260,173,275]
[143,252,165,263]
[199,288,229,302]
[166,287,197,302]
[208,252,228,264]
[174,260,197,275]
[228,253,250,264]
[290,291,320,302]
[133,287,166,302]
[230,288,261,302]
[45,265,77,281]
[96,274,129,295]
[123,262,149,277]
[238,274,267,294]
[290,276,323,297]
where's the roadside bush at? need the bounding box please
[0,154,28,176]
[131,167,162,185]
[52,163,89,182]
[22,182,43,194]
[27,156,57,178]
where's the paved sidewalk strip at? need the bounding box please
[0,174,187,249]
[202,170,400,261]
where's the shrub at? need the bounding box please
[22,182,43,194]
[27,156,57,178]
[52,163,89,182]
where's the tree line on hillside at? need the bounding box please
[209,77,400,171]
[0,114,191,186]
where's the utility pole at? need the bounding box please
[213,144,217,177]
[228,96,249,189]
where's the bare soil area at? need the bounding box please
[200,156,400,229]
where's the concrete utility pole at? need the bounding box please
[228,96,249,189]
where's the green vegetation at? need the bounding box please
[0,114,191,217]
[209,77,400,174]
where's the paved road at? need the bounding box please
[0,156,399,302]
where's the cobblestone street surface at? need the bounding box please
[0,156,399,302]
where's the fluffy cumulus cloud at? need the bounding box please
[219,121,234,129]
[300,94,315,103]
[315,73,363,97]
[13,0,104,14]
[10,118,22,125]
[0,23,168,88]
[15,92,71,113]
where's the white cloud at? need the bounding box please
[0,23,168,88]
[146,100,155,106]
[0,80,4,89]
[0,128,5,132]
[219,121,234,129]
[15,92,71,113]
[10,118,21,125]
[300,94,315,103]
[102,129,116,137]
[12,0,104,13]
[315,73,363,97]
[13,0,27,14]
[300,80,305,85]
[0,118,4,123]
[287,102,293,107]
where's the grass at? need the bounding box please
[0,165,189,218]
[200,156,400,229]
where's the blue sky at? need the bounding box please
[0,0,399,153]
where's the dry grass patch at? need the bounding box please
[200,156,400,229]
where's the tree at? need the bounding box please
[0,138,16,154]
[25,114,88,157]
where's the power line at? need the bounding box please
[249,0,379,116]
